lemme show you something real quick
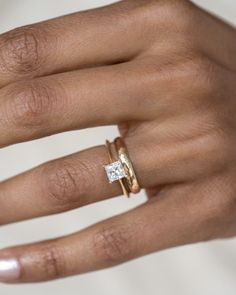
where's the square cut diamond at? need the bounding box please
[104,160,126,183]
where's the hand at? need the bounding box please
[0,0,236,283]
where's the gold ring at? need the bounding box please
[114,137,141,194]
[105,140,130,197]
[104,137,141,197]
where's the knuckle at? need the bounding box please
[0,25,45,75]
[198,131,229,174]
[93,224,133,265]
[129,0,193,36]
[40,243,66,279]
[187,55,219,93]
[150,0,194,27]
[43,159,92,207]
[210,131,232,166]
[6,81,58,128]
[164,0,193,18]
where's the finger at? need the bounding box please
[0,135,163,225]
[1,44,230,149]
[0,124,220,226]
[0,145,122,225]
[0,61,146,147]
[0,186,207,284]
[0,1,150,86]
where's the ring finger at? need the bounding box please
[0,125,210,225]
[0,139,154,225]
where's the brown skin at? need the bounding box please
[0,0,236,283]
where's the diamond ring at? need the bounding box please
[104,137,141,197]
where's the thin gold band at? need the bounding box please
[114,137,141,194]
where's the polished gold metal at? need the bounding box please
[114,137,141,194]
[105,140,130,197]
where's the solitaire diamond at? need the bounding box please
[104,160,126,183]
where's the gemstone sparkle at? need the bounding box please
[104,160,126,183]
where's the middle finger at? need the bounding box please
[0,61,147,148]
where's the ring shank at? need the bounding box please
[114,137,141,194]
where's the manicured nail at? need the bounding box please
[0,258,20,282]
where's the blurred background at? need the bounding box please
[0,0,236,294]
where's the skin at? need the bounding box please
[0,0,235,283]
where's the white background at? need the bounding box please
[0,1,236,294]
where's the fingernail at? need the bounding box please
[0,258,20,282]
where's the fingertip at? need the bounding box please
[0,254,21,283]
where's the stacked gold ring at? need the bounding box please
[104,137,141,197]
